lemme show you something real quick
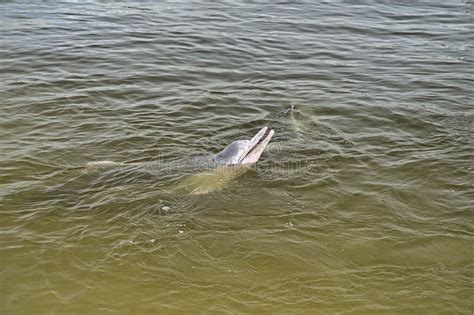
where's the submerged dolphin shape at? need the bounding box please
[213,127,274,166]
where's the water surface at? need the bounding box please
[1,0,473,314]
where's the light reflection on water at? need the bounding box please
[0,0,473,314]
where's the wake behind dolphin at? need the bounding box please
[86,126,274,169]
[85,127,275,194]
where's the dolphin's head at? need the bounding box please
[213,127,274,166]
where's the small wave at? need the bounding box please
[85,160,126,168]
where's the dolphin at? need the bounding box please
[213,126,274,166]
[173,127,274,194]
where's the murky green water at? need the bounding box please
[1,1,473,314]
